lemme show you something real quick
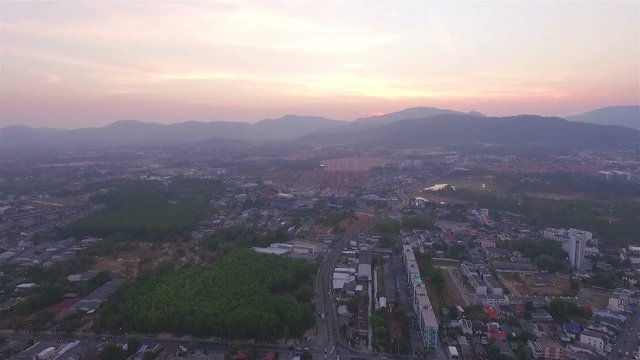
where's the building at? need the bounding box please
[66,270,100,282]
[598,170,631,182]
[528,339,568,360]
[251,247,292,256]
[567,229,589,269]
[493,261,537,274]
[584,247,600,258]
[402,245,438,349]
[357,250,372,281]
[543,228,592,269]
[608,287,636,312]
[579,329,607,354]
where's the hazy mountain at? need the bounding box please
[0,115,344,148]
[566,105,640,130]
[354,107,484,127]
[252,115,345,139]
[301,113,639,150]
[0,120,251,148]
[3,107,637,150]
[0,125,67,147]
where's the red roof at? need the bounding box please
[484,305,498,319]
[236,351,247,360]
[263,352,276,360]
[48,298,80,313]
[490,329,507,340]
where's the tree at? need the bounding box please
[547,299,591,323]
[98,345,125,360]
[591,273,617,289]
[487,343,506,360]
[126,338,141,357]
[524,302,534,312]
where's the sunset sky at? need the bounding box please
[1,1,638,128]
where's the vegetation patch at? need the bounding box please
[97,250,314,340]
[64,178,224,241]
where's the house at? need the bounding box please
[579,329,608,355]
[608,287,636,313]
[495,340,516,359]
[487,322,507,341]
[563,321,581,337]
[66,270,100,283]
[531,310,554,322]
[472,336,488,360]
[461,319,473,335]
[528,339,569,360]
[493,261,537,274]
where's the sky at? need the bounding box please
[1,1,639,128]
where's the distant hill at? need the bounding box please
[2,106,637,150]
[353,107,484,127]
[0,120,251,148]
[301,113,639,150]
[252,115,345,139]
[566,105,640,130]
[0,115,346,148]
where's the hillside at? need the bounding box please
[2,106,637,150]
[301,114,639,150]
[354,106,484,127]
[0,115,345,148]
[252,114,345,138]
[566,105,640,130]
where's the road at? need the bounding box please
[609,311,640,359]
[312,220,373,359]
[312,178,448,360]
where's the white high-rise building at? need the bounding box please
[567,228,591,269]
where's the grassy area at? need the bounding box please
[63,178,224,241]
[441,268,469,306]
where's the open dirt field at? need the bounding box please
[321,157,393,172]
[338,212,373,234]
[499,273,573,297]
[577,288,612,310]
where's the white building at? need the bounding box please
[608,287,635,312]
[579,329,606,354]
[402,245,438,349]
[599,170,631,182]
[567,228,591,269]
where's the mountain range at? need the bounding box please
[300,113,638,150]
[1,105,638,150]
[566,105,639,130]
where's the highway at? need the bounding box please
[311,178,448,360]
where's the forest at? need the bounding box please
[103,250,315,340]
[63,178,224,241]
